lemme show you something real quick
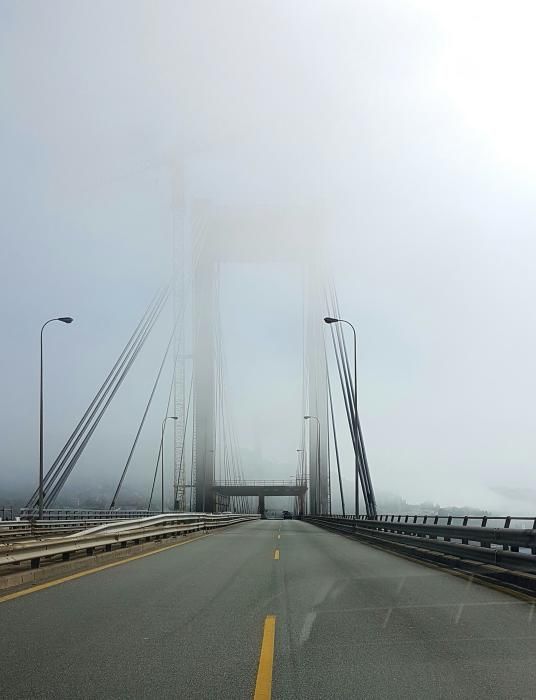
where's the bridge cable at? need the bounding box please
[327,369,345,516]
[214,288,249,513]
[44,288,169,506]
[325,286,365,509]
[333,289,376,517]
[330,315,373,517]
[147,362,176,511]
[173,373,193,508]
[43,288,170,507]
[147,224,209,512]
[328,286,377,517]
[110,308,184,508]
[26,288,166,509]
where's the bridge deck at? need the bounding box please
[1,520,535,698]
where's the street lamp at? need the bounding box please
[161,416,178,513]
[304,415,321,514]
[39,316,74,519]
[324,316,359,518]
[296,448,306,515]
[296,449,304,482]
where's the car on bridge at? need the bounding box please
[282,510,292,520]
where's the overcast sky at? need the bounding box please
[1,1,535,514]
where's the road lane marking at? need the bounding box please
[254,615,276,700]
[0,534,210,605]
[382,607,393,628]
[454,603,464,624]
[277,534,280,540]
[274,549,280,560]
[299,611,316,644]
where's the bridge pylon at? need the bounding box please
[184,204,329,514]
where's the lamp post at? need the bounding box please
[39,316,73,519]
[324,316,359,518]
[161,416,178,514]
[296,448,305,515]
[296,448,305,483]
[304,415,321,514]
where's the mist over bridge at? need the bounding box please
[4,2,536,696]
[23,203,375,521]
[2,200,533,699]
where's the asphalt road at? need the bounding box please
[1,519,535,699]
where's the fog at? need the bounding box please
[1,1,535,514]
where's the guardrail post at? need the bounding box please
[480,516,491,547]
[503,517,511,551]
[462,516,469,545]
[444,516,452,542]
[30,557,40,569]
[427,515,435,538]
[508,517,519,552]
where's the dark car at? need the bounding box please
[282,510,292,519]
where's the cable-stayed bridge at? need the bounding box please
[2,205,536,698]
[24,204,376,520]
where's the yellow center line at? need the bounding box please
[0,534,210,605]
[254,615,276,700]
[274,549,280,560]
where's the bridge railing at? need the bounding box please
[0,509,161,541]
[305,515,536,585]
[18,508,156,521]
[0,513,260,576]
[0,518,162,543]
[0,506,15,521]
[351,513,536,530]
[0,511,257,544]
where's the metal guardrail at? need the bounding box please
[0,513,259,571]
[305,515,536,572]
[18,508,155,521]
[350,513,536,530]
[0,509,261,544]
[0,519,138,543]
[1,522,33,543]
[0,507,15,521]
